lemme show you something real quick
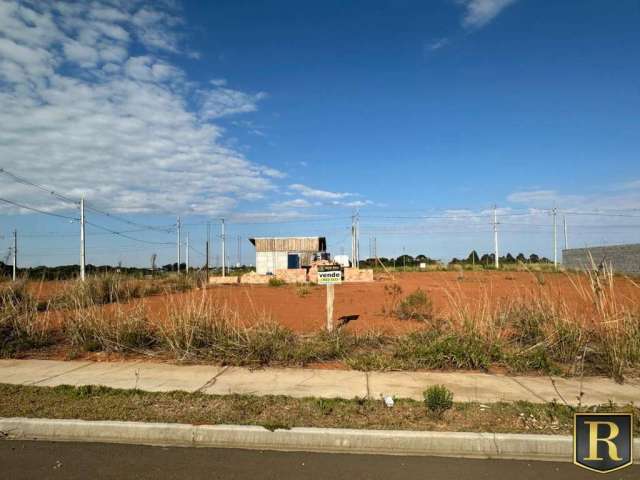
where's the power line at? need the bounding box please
[0,168,174,233]
[0,168,79,206]
[85,220,174,246]
[0,197,78,221]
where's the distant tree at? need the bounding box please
[396,254,415,266]
[466,250,480,264]
[480,253,494,266]
[516,253,526,263]
[529,253,540,263]
[505,253,516,263]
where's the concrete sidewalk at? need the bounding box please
[0,359,638,405]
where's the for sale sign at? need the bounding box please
[317,265,342,285]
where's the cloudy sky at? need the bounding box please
[1,0,639,266]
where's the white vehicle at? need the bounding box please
[333,254,351,268]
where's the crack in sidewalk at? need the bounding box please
[507,376,548,404]
[27,362,96,386]
[196,366,229,392]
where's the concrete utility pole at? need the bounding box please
[552,207,558,269]
[351,215,356,267]
[176,216,181,273]
[237,234,241,267]
[205,222,210,278]
[12,229,17,282]
[493,205,499,269]
[186,232,189,273]
[221,218,226,277]
[355,210,360,268]
[80,197,86,281]
[563,215,568,250]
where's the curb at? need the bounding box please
[0,417,584,462]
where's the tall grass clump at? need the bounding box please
[65,300,155,353]
[0,280,52,355]
[424,385,454,417]
[574,263,640,381]
[395,289,434,321]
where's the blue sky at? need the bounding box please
[1,0,639,267]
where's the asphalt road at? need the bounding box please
[1,441,639,480]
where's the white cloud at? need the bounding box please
[289,184,353,200]
[273,198,313,209]
[200,87,267,120]
[0,1,278,216]
[507,185,640,212]
[457,0,517,29]
[427,37,449,51]
[63,40,100,67]
[507,190,564,205]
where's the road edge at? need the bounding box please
[0,417,592,461]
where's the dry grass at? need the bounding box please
[49,273,197,309]
[0,280,52,356]
[3,268,640,379]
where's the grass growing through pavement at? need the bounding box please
[3,383,639,435]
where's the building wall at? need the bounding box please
[256,251,288,275]
[563,244,640,275]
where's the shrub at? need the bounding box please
[296,284,311,297]
[268,277,286,287]
[424,385,454,417]
[395,289,433,321]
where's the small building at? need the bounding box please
[563,243,640,275]
[250,237,327,275]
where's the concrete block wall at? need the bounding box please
[275,269,307,283]
[343,267,374,283]
[239,273,270,284]
[209,276,240,285]
[562,243,640,275]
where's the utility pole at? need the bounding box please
[351,215,356,267]
[221,218,226,277]
[552,207,558,269]
[355,210,360,268]
[185,232,190,273]
[176,216,181,273]
[237,234,241,267]
[205,222,210,278]
[563,215,568,250]
[80,197,86,281]
[493,204,499,269]
[403,246,406,271]
[12,229,17,282]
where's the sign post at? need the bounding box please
[317,265,342,332]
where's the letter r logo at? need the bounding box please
[574,413,633,473]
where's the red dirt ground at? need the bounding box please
[123,271,640,334]
[16,271,640,335]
